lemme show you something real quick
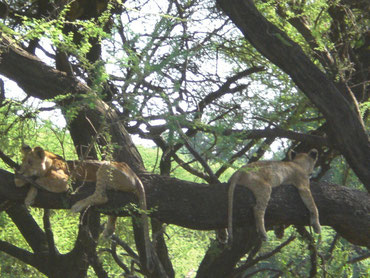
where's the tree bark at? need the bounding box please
[216,0,370,189]
[1,169,369,248]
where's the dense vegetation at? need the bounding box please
[0,0,368,277]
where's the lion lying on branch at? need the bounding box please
[14,145,152,269]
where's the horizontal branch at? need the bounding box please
[228,127,328,146]
[0,168,368,248]
[0,34,89,100]
[147,121,328,147]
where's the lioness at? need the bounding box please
[14,145,152,269]
[228,149,321,243]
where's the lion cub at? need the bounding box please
[228,149,321,242]
[14,145,152,269]
[14,145,70,206]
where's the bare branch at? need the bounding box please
[348,253,370,264]
[234,235,296,275]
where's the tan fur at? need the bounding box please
[14,146,70,206]
[15,146,152,269]
[227,149,321,242]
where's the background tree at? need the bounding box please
[0,0,368,277]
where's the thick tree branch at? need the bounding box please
[6,204,48,254]
[0,240,38,267]
[0,169,368,248]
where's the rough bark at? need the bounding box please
[216,0,370,189]
[1,169,369,249]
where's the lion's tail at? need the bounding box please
[227,171,240,244]
[135,177,154,272]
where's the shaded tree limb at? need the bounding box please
[0,148,19,170]
[0,169,369,248]
[43,209,58,257]
[0,239,38,267]
[6,204,48,254]
[2,201,92,277]
[348,253,370,264]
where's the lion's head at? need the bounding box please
[17,145,52,178]
[288,148,318,174]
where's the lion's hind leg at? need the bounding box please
[71,193,109,212]
[102,215,117,238]
[248,182,272,241]
[71,183,109,212]
[71,164,113,213]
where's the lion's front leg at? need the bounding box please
[35,170,69,193]
[297,183,321,234]
[24,186,38,206]
[14,173,27,187]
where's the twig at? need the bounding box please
[234,235,296,274]
[348,253,370,264]
[111,234,140,261]
[174,118,219,183]
[295,226,318,278]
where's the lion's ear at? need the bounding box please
[287,150,296,160]
[33,147,45,160]
[308,149,318,161]
[21,145,32,155]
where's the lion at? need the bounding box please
[14,145,70,205]
[14,145,152,269]
[227,149,321,243]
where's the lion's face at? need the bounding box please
[18,145,49,178]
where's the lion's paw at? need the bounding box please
[24,198,34,207]
[70,201,85,213]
